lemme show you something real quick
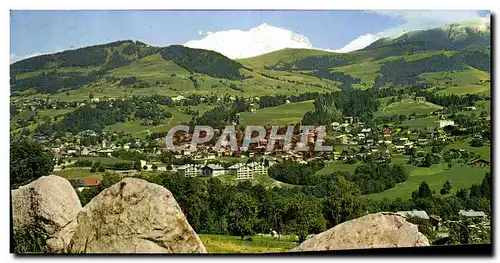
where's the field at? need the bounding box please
[37,108,75,118]
[334,60,381,87]
[53,168,104,180]
[373,99,442,118]
[423,67,490,95]
[199,234,297,253]
[104,108,192,138]
[238,48,333,69]
[400,116,440,129]
[239,100,314,126]
[445,139,491,161]
[364,164,489,200]
[68,156,133,166]
[333,50,451,87]
[314,161,357,176]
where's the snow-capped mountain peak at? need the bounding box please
[184,23,314,59]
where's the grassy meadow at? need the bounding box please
[199,234,297,253]
[364,164,489,201]
[239,100,314,126]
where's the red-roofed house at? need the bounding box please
[76,178,101,192]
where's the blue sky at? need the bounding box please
[10,10,489,61]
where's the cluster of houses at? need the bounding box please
[177,162,268,179]
[329,116,460,159]
[396,209,489,240]
[49,131,164,158]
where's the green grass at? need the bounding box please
[400,116,440,129]
[334,60,382,86]
[364,164,489,200]
[333,50,451,86]
[177,103,216,115]
[104,108,192,138]
[37,108,75,118]
[199,234,297,253]
[314,161,357,176]
[68,156,133,166]
[239,100,314,126]
[373,99,442,118]
[52,168,104,180]
[238,48,333,69]
[390,155,410,165]
[105,120,153,135]
[445,139,491,161]
[423,67,490,95]
[252,173,295,188]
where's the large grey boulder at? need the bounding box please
[290,212,430,252]
[11,175,82,252]
[68,177,207,253]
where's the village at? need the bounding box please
[34,102,488,190]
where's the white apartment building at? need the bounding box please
[228,162,268,179]
[177,164,203,177]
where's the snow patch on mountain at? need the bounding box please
[184,23,315,59]
[335,34,380,53]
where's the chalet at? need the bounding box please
[417,138,428,146]
[397,210,430,220]
[394,145,406,153]
[201,164,226,177]
[81,148,90,156]
[339,123,351,132]
[404,142,414,148]
[438,120,455,128]
[361,128,371,134]
[463,106,477,111]
[375,156,387,164]
[172,95,186,102]
[334,135,349,145]
[459,210,488,221]
[74,178,101,192]
[331,122,340,130]
[98,149,114,157]
[469,159,490,167]
[415,96,426,103]
[344,116,353,124]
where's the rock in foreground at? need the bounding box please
[11,175,82,252]
[68,177,207,253]
[290,212,430,252]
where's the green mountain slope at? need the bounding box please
[365,18,490,52]
[10,18,490,99]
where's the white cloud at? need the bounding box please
[336,10,488,52]
[184,23,315,59]
[198,30,203,36]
